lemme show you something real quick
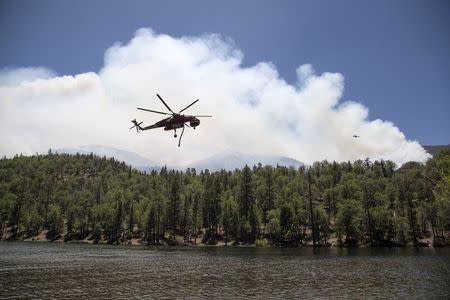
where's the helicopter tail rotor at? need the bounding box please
[130,118,143,133]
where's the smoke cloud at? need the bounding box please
[0,67,56,87]
[0,28,430,166]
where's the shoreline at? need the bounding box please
[2,231,443,249]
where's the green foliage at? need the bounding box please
[336,199,362,244]
[371,206,394,244]
[221,189,237,245]
[279,202,294,238]
[92,222,102,243]
[47,205,63,240]
[255,238,269,247]
[267,209,282,243]
[0,152,448,247]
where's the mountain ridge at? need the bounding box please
[55,145,159,172]
[423,145,450,156]
[53,144,448,172]
[189,150,304,171]
[55,146,304,172]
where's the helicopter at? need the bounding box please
[130,94,212,146]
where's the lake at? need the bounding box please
[0,242,449,299]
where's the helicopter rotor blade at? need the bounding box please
[156,94,174,114]
[178,99,199,113]
[137,107,172,115]
[192,115,212,117]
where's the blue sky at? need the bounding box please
[1,0,449,145]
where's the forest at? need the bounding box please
[0,149,449,247]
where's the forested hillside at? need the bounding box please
[1,150,449,247]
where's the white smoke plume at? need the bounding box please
[0,28,430,166]
[0,67,56,87]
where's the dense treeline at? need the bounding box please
[0,149,449,247]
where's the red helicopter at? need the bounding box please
[130,94,212,146]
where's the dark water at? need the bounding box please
[0,242,449,299]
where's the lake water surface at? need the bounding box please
[0,242,449,299]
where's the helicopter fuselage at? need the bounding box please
[159,114,200,130]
